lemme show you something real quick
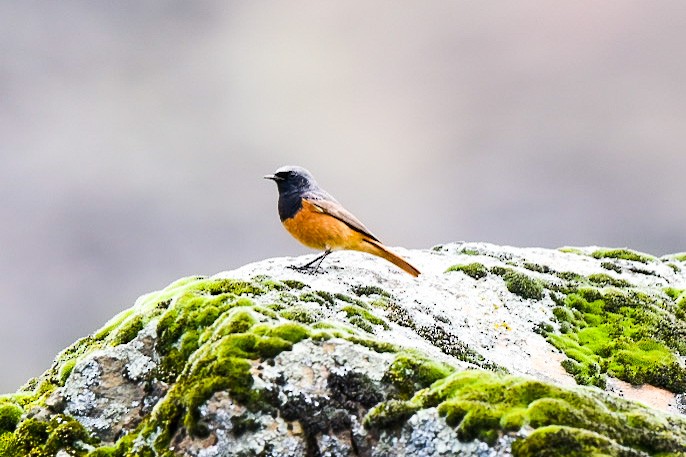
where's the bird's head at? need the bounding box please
[264,165,318,194]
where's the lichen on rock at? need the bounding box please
[1,242,686,456]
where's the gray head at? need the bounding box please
[264,165,319,195]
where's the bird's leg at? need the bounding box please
[290,249,332,274]
[309,249,332,274]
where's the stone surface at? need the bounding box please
[54,323,168,442]
[1,242,685,456]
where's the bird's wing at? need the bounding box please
[304,197,381,242]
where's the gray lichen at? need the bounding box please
[2,242,686,456]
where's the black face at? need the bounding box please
[265,166,316,195]
[272,169,294,181]
[265,166,318,220]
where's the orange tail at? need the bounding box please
[357,239,421,277]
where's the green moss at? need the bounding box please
[93,309,135,341]
[350,285,392,298]
[346,336,397,353]
[5,415,96,457]
[512,425,635,457]
[665,252,686,262]
[523,263,552,274]
[274,292,297,306]
[415,325,505,373]
[500,408,526,431]
[369,298,390,311]
[348,316,374,333]
[314,290,336,304]
[265,322,310,343]
[0,403,23,433]
[250,276,290,292]
[491,268,545,300]
[58,359,77,385]
[382,300,416,330]
[383,353,455,400]
[87,447,117,457]
[543,288,686,392]
[587,273,632,288]
[252,306,278,319]
[193,278,266,296]
[296,290,338,307]
[109,314,145,346]
[668,262,682,273]
[183,355,254,432]
[506,272,545,300]
[366,369,686,454]
[279,306,323,324]
[445,263,489,280]
[363,399,421,429]
[555,271,584,283]
[600,261,623,273]
[44,417,93,453]
[342,305,389,330]
[267,302,287,312]
[676,297,686,321]
[333,293,368,308]
[299,291,332,306]
[664,287,684,301]
[154,281,267,380]
[281,279,307,290]
[558,247,585,255]
[225,310,257,334]
[591,248,656,263]
[0,433,17,457]
[13,418,49,454]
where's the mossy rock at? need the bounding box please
[591,249,656,264]
[382,352,455,400]
[1,415,96,457]
[446,262,489,280]
[1,275,405,455]
[665,252,686,262]
[0,403,23,434]
[366,369,686,454]
[542,285,686,392]
[490,267,545,300]
[3,245,686,456]
[587,273,632,288]
[512,425,641,457]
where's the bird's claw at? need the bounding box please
[287,264,320,274]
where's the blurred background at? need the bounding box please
[1,1,685,392]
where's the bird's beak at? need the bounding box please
[263,174,283,181]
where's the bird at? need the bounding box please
[264,165,420,277]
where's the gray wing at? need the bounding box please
[304,196,381,242]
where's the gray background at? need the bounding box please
[1,1,684,392]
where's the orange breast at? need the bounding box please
[282,200,364,250]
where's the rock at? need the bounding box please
[57,322,168,442]
[1,242,685,456]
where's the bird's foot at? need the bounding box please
[288,250,332,274]
[287,264,320,274]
